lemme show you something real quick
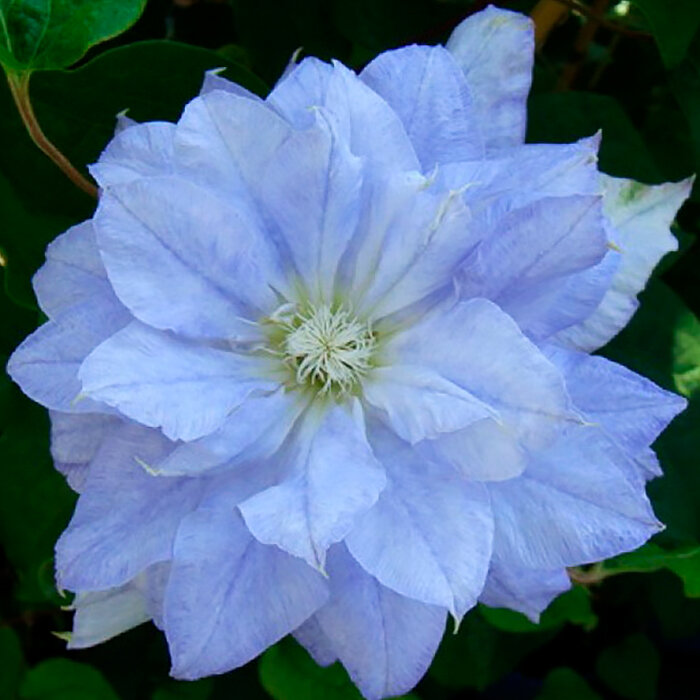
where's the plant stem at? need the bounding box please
[6,70,97,198]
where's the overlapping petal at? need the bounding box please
[165,504,327,679]
[346,427,493,619]
[79,321,275,441]
[240,401,385,569]
[311,546,446,700]
[446,5,534,151]
[55,422,203,591]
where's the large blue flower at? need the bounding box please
[7,6,692,698]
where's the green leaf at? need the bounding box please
[0,627,25,699]
[604,543,700,597]
[0,376,76,604]
[671,31,700,201]
[152,678,214,700]
[0,0,146,72]
[527,91,660,183]
[603,281,700,543]
[0,40,267,307]
[480,585,597,634]
[595,634,659,700]
[20,659,119,700]
[429,609,555,690]
[259,638,363,700]
[536,668,602,700]
[630,0,700,68]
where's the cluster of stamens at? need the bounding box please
[272,304,376,396]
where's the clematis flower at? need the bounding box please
[6,5,692,698]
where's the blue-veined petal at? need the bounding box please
[446,5,534,152]
[361,44,483,169]
[313,545,446,700]
[55,422,203,591]
[90,122,176,187]
[154,389,306,476]
[269,57,419,170]
[489,426,662,569]
[164,506,328,679]
[479,559,571,622]
[79,321,276,442]
[239,400,386,569]
[388,298,579,449]
[556,175,693,351]
[94,176,284,340]
[346,426,493,620]
[363,364,496,444]
[7,301,130,414]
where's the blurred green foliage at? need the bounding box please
[1,0,700,698]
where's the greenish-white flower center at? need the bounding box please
[279,304,376,395]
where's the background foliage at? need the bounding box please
[1,1,700,698]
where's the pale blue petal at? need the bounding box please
[547,346,685,473]
[154,389,306,476]
[315,545,446,700]
[50,411,120,491]
[479,561,571,622]
[94,176,283,340]
[419,418,526,481]
[239,400,386,569]
[175,91,363,300]
[354,179,477,318]
[489,426,662,569]
[79,321,276,442]
[68,564,169,648]
[556,175,693,351]
[438,135,602,207]
[55,422,203,590]
[346,426,492,619]
[446,5,534,151]
[32,221,124,321]
[7,301,130,414]
[389,298,578,450]
[268,57,418,170]
[68,579,150,649]
[89,121,176,187]
[363,364,496,444]
[456,195,608,334]
[164,506,328,679]
[361,45,483,169]
[200,68,262,101]
[293,617,337,667]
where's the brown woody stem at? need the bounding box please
[6,70,97,198]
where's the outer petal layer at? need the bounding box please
[446,5,534,151]
[314,546,446,700]
[165,506,328,679]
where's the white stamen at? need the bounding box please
[281,305,375,395]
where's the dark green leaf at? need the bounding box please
[20,658,119,700]
[0,40,267,307]
[0,627,25,699]
[527,92,660,182]
[603,281,700,544]
[429,609,555,690]
[630,0,700,67]
[0,376,75,604]
[605,543,700,597]
[536,668,601,700]
[480,585,597,633]
[259,638,362,700]
[0,0,146,72]
[595,634,659,700]
[152,678,214,700]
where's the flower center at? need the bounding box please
[278,304,376,396]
